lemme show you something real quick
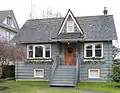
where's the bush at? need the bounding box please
[109,64,120,82]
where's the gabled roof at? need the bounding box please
[12,14,117,43]
[58,9,83,35]
[0,10,19,33]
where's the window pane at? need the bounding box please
[86,45,92,57]
[86,50,92,57]
[95,44,102,57]
[36,70,40,76]
[35,69,44,77]
[68,26,73,32]
[90,70,98,78]
[95,50,101,57]
[35,46,43,57]
[29,51,33,57]
[86,45,92,49]
[95,44,101,48]
[29,45,33,50]
[45,45,50,57]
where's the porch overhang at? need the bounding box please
[51,38,84,43]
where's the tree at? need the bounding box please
[0,39,25,65]
[41,8,62,18]
[108,64,120,82]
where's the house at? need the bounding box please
[13,9,117,86]
[0,10,19,42]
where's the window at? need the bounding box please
[34,69,44,78]
[88,69,100,79]
[67,21,74,32]
[84,43,103,58]
[7,16,12,25]
[27,44,51,58]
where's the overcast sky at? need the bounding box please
[0,0,120,43]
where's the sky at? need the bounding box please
[0,0,120,45]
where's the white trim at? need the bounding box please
[88,68,100,79]
[34,69,44,78]
[84,42,103,58]
[58,10,83,35]
[27,44,51,59]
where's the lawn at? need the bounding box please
[0,80,85,93]
[77,82,120,93]
[1,80,120,93]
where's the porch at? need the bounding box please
[50,41,82,86]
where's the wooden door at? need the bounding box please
[64,45,76,65]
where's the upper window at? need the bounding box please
[7,16,12,26]
[67,21,74,32]
[84,43,103,58]
[27,44,51,58]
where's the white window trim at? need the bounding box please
[67,21,74,33]
[34,69,44,78]
[27,44,51,59]
[88,68,100,79]
[84,42,103,58]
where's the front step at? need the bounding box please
[50,66,76,87]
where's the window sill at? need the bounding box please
[24,58,52,63]
[83,57,105,64]
[84,57,103,59]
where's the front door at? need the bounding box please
[64,44,76,65]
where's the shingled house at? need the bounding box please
[13,9,117,86]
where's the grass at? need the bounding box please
[76,82,120,93]
[0,80,85,93]
[0,66,2,75]
[1,80,120,93]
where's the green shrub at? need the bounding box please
[109,64,120,82]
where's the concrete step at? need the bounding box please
[50,65,76,87]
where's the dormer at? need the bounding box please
[58,9,83,35]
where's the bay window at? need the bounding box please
[27,44,51,58]
[84,43,103,58]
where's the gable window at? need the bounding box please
[34,69,44,78]
[27,44,51,58]
[84,43,103,58]
[88,69,100,79]
[7,16,12,26]
[67,21,74,32]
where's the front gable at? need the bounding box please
[2,11,19,29]
[58,9,83,35]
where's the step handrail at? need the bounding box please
[50,56,60,83]
[76,56,80,84]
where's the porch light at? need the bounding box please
[68,41,70,45]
